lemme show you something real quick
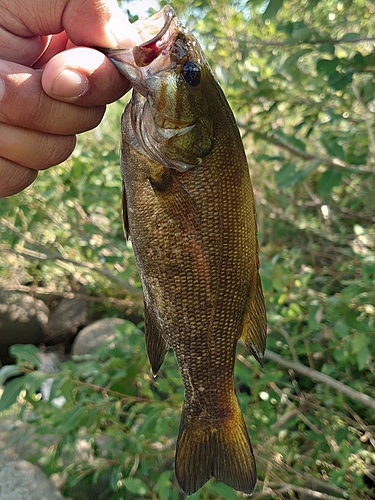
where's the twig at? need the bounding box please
[253,481,350,499]
[205,33,375,48]
[272,485,346,499]
[5,245,141,295]
[265,350,375,411]
[245,126,375,175]
[0,218,141,295]
[344,404,375,449]
[269,381,322,434]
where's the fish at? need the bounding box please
[103,5,267,496]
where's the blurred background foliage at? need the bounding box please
[0,0,375,498]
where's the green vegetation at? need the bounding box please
[0,0,374,498]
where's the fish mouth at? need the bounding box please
[101,6,178,95]
[133,6,176,67]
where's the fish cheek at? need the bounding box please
[165,116,214,167]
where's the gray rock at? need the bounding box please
[0,419,72,500]
[0,294,49,363]
[0,455,68,500]
[44,296,88,345]
[71,318,126,356]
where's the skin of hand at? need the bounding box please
[0,0,142,197]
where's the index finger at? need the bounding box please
[1,0,141,48]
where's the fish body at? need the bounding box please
[105,6,267,495]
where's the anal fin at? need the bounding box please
[240,272,267,366]
[144,302,169,376]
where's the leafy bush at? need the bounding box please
[1,0,375,499]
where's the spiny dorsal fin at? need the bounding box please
[240,272,267,366]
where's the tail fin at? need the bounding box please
[175,404,256,495]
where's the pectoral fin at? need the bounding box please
[144,302,169,376]
[240,272,267,366]
[150,169,200,234]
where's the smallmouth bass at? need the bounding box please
[104,6,267,496]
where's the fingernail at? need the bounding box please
[50,69,88,98]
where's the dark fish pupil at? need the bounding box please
[181,61,201,86]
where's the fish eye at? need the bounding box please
[181,61,201,86]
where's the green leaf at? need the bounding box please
[361,79,375,104]
[320,136,345,160]
[123,477,149,496]
[153,471,173,497]
[362,262,375,282]
[333,320,349,340]
[61,405,88,432]
[316,58,338,76]
[351,334,370,371]
[0,377,25,411]
[59,379,75,405]
[328,71,353,90]
[276,130,306,153]
[275,160,317,189]
[208,480,243,499]
[341,32,361,41]
[318,170,343,197]
[10,344,40,368]
[23,371,50,394]
[275,163,297,188]
[306,0,322,8]
[0,365,22,386]
[291,25,311,41]
[70,158,84,179]
[262,0,284,20]
[283,49,311,70]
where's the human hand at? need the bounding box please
[0,0,141,197]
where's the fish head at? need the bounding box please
[102,6,215,171]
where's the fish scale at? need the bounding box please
[102,5,267,496]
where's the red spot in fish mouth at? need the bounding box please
[134,40,165,67]
[132,6,176,67]
[133,42,162,66]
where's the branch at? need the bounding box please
[253,480,353,499]
[268,485,349,499]
[11,245,141,296]
[265,350,375,411]
[0,218,141,296]
[206,33,375,48]
[246,127,375,175]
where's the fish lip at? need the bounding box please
[134,6,176,66]
[100,6,178,95]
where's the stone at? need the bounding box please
[71,318,126,356]
[0,419,71,500]
[0,294,49,364]
[0,455,70,500]
[44,296,88,345]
